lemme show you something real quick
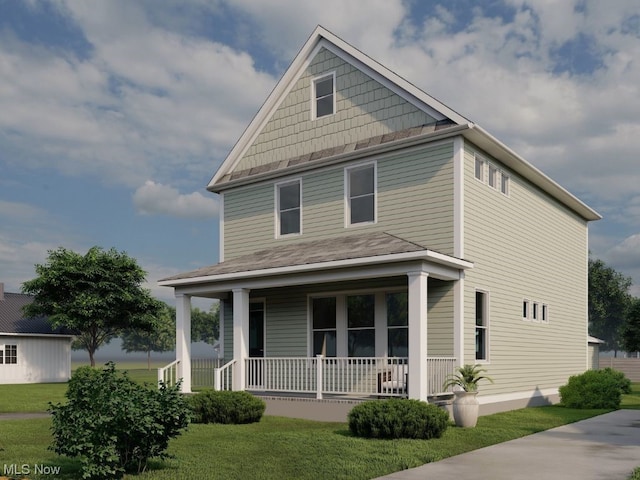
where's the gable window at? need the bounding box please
[312,73,335,119]
[387,292,408,357]
[346,163,376,225]
[347,295,375,357]
[475,291,489,361]
[276,179,301,236]
[312,297,336,357]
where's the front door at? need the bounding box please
[249,302,264,358]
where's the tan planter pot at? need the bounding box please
[452,391,479,428]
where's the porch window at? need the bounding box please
[387,292,408,357]
[475,291,489,361]
[312,297,336,357]
[346,162,376,225]
[276,179,301,236]
[347,295,375,357]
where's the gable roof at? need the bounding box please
[208,25,469,190]
[0,292,73,337]
[207,26,601,222]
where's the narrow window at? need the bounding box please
[346,163,376,225]
[488,164,498,189]
[475,291,489,361]
[347,295,375,357]
[501,172,510,195]
[4,345,16,364]
[542,304,548,322]
[276,180,301,236]
[532,302,539,321]
[312,297,336,357]
[387,292,408,357]
[313,74,335,119]
[474,156,485,182]
[523,300,529,320]
[0,348,3,364]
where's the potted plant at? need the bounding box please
[442,364,493,427]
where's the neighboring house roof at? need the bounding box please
[207,25,600,222]
[588,336,605,344]
[160,231,473,286]
[0,292,73,337]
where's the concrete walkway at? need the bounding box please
[374,409,640,480]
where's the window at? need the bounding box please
[488,164,498,189]
[387,292,408,357]
[347,295,375,357]
[276,180,301,236]
[346,163,376,225]
[532,302,539,321]
[542,304,549,322]
[474,156,485,181]
[475,291,488,361]
[312,73,335,119]
[522,300,529,320]
[312,297,336,357]
[501,173,510,195]
[2,345,16,365]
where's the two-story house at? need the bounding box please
[159,26,600,418]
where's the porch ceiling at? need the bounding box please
[159,232,472,296]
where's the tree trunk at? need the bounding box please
[89,349,96,367]
[147,350,151,371]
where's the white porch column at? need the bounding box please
[232,288,250,391]
[407,270,428,401]
[175,293,192,393]
[454,275,465,368]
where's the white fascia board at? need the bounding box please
[159,250,473,290]
[0,332,74,339]
[463,125,602,222]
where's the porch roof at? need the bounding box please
[159,232,472,290]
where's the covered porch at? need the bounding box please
[158,232,473,402]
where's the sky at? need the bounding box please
[1,0,640,308]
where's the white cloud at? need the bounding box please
[133,181,218,219]
[602,233,640,296]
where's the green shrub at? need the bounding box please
[189,390,266,424]
[601,367,632,394]
[49,362,190,480]
[348,399,448,439]
[559,368,630,409]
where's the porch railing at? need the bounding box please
[158,359,180,386]
[192,357,224,388]
[215,359,235,391]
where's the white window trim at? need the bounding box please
[274,178,302,238]
[522,299,530,321]
[344,161,377,228]
[310,72,336,120]
[474,154,486,183]
[475,289,490,363]
[532,302,540,322]
[542,304,549,323]
[500,171,510,196]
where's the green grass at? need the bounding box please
[1,379,638,479]
[630,468,640,480]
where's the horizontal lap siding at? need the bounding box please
[224,142,455,259]
[463,142,588,397]
[428,280,454,356]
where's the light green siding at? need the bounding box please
[235,47,437,172]
[221,277,453,358]
[224,141,455,259]
[463,142,588,397]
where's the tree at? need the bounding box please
[622,298,640,353]
[191,303,219,345]
[588,256,633,356]
[122,303,176,370]
[22,246,162,366]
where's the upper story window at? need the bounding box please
[475,156,485,181]
[312,73,335,119]
[276,179,301,237]
[346,162,376,226]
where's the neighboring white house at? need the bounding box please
[0,283,73,384]
[588,336,605,370]
[159,26,601,417]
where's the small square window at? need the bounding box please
[313,74,335,119]
[4,345,16,364]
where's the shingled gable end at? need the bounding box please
[159,26,600,421]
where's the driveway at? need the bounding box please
[374,409,640,480]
